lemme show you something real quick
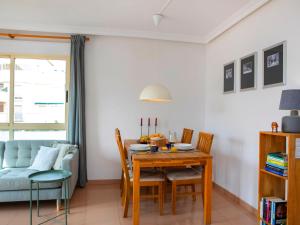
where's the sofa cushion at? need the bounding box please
[0,168,61,191]
[3,140,66,168]
[52,144,76,170]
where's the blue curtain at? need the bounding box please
[68,35,87,187]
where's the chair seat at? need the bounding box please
[166,168,202,181]
[192,165,203,173]
[130,171,164,182]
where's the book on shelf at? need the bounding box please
[267,152,288,167]
[271,199,287,225]
[268,152,288,161]
[265,164,288,176]
[266,162,287,170]
[265,166,287,177]
[267,159,288,168]
[267,156,287,163]
[260,197,287,225]
[265,152,288,177]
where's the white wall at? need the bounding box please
[85,36,205,180]
[205,0,300,208]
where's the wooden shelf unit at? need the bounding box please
[258,131,300,225]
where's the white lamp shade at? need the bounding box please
[139,84,172,102]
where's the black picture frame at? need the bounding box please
[263,41,287,88]
[223,61,235,93]
[240,53,257,91]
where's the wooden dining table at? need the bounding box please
[124,139,213,225]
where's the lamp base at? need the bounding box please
[282,115,300,133]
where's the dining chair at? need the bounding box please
[166,131,214,214]
[181,128,194,144]
[116,128,128,199]
[196,131,214,154]
[115,128,165,217]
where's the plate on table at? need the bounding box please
[130,144,150,151]
[174,143,193,151]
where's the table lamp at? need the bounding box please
[279,89,300,133]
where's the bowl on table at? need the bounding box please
[139,135,150,144]
[150,138,167,147]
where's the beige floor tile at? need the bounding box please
[1,183,257,225]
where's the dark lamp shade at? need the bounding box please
[279,89,300,110]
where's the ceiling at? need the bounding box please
[0,0,270,43]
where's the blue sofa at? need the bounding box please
[0,140,79,207]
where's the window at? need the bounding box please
[0,130,9,141]
[0,58,10,123]
[0,55,69,141]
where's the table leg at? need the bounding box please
[37,182,40,217]
[30,181,32,225]
[203,158,212,225]
[133,160,140,225]
[64,180,68,225]
[67,178,70,214]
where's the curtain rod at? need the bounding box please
[0,33,90,41]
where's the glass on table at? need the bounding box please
[168,131,178,145]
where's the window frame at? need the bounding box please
[0,53,70,140]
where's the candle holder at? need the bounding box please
[140,118,143,137]
[147,118,150,136]
[141,126,143,137]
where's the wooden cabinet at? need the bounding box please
[258,132,300,225]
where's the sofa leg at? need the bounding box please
[56,199,61,211]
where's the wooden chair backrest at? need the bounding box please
[196,131,214,154]
[115,128,130,184]
[181,128,194,144]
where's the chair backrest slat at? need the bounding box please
[115,128,130,184]
[196,131,214,154]
[181,128,194,144]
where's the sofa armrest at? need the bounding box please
[0,142,5,169]
[61,149,79,199]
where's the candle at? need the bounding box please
[140,118,143,126]
[148,118,150,126]
[155,118,157,126]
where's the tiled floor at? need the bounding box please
[0,183,257,225]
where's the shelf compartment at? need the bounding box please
[260,169,288,180]
[259,170,286,201]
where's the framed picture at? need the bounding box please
[263,41,287,88]
[240,52,257,91]
[223,61,235,93]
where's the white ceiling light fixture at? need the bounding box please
[139,84,172,102]
[153,14,163,27]
[152,0,173,27]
